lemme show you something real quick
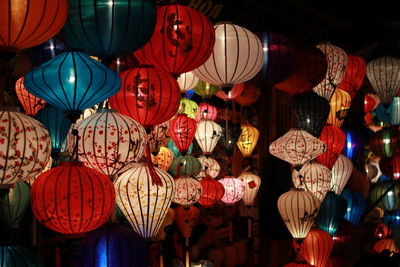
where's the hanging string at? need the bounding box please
[70,127,80,162]
[145,144,163,186]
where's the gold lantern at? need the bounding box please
[237,124,260,157]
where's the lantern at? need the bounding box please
[179,98,198,119]
[369,128,399,158]
[169,155,201,178]
[173,176,202,206]
[107,54,139,73]
[375,223,391,239]
[194,81,219,98]
[237,124,260,157]
[331,154,353,195]
[269,129,327,170]
[341,189,366,226]
[0,246,44,266]
[15,77,46,116]
[234,83,261,106]
[196,103,218,122]
[366,56,400,105]
[151,147,174,171]
[148,122,170,154]
[316,191,347,235]
[377,97,400,126]
[342,130,365,161]
[28,37,67,67]
[198,177,225,208]
[196,156,220,179]
[167,139,193,159]
[277,189,321,239]
[0,108,51,184]
[364,94,381,113]
[326,89,352,128]
[238,172,261,206]
[31,161,115,234]
[169,114,197,154]
[215,83,245,101]
[177,72,199,92]
[299,228,333,267]
[175,205,200,238]
[370,181,400,211]
[391,154,400,180]
[316,125,346,169]
[292,161,332,201]
[337,55,366,99]
[383,210,400,230]
[195,119,222,154]
[313,43,348,101]
[220,121,241,156]
[219,176,245,205]
[62,0,156,58]
[373,238,399,254]
[284,263,314,267]
[24,52,121,121]
[0,182,30,229]
[293,91,330,137]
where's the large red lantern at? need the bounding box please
[15,77,46,116]
[198,177,225,208]
[316,125,346,169]
[337,55,366,99]
[299,228,333,267]
[169,114,197,154]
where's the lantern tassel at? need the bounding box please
[146,144,163,186]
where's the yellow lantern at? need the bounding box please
[237,124,259,157]
[193,80,219,98]
[179,98,198,119]
[326,89,351,128]
[151,147,174,171]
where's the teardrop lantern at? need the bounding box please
[0,246,44,266]
[331,154,353,195]
[151,147,174,171]
[219,176,246,205]
[238,172,261,206]
[299,228,333,267]
[237,123,260,158]
[337,55,366,99]
[196,156,220,179]
[15,77,46,116]
[316,125,346,169]
[169,155,201,178]
[326,89,352,128]
[370,181,400,211]
[198,177,225,208]
[148,122,170,154]
[341,189,366,226]
[173,176,202,206]
[177,72,199,93]
[316,191,347,235]
[196,103,218,122]
[195,119,222,155]
[0,182,30,229]
[169,114,197,154]
[369,127,399,158]
[194,81,219,98]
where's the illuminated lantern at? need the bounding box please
[173,176,202,206]
[0,182,30,229]
[316,191,347,235]
[373,238,399,254]
[341,189,366,226]
[0,246,44,266]
[169,114,197,154]
[194,81,219,98]
[364,94,381,113]
[237,124,260,157]
[331,154,353,195]
[369,128,399,158]
[177,72,199,92]
[313,43,348,100]
[109,66,180,129]
[31,162,115,234]
[234,83,261,106]
[316,125,346,169]
[108,54,139,73]
[24,52,121,121]
[370,181,400,211]
[151,147,174,171]
[277,189,321,239]
[284,263,314,267]
[167,139,193,158]
[293,92,330,137]
[337,55,366,99]
[366,56,400,105]
[79,224,148,267]
[269,129,327,170]
[62,0,156,58]
[148,122,170,154]
[28,37,66,67]
[196,103,218,122]
[377,97,400,126]
[175,205,200,238]
[219,176,245,205]
[114,163,175,239]
[15,77,45,116]
[179,98,198,119]
[195,119,223,154]
[375,223,390,239]
[215,83,244,101]
[292,161,332,201]
[391,154,400,180]
[238,172,261,206]
[169,155,201,178]
[197,156,220,179]
[327,89,351,128]
[198,177,225,208]
[0,108,51,184]
[299,228,333,267]
[342,130,365,161]
[383,210,400,230]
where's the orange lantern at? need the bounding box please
[375,223,391,239]
[15,77,46,116]
[373,238,399,254]
[215,83,244,101]
[234,83,261,106]
[299,228,333,267]
[151,147,173,171]
[237,123,260,157]
[326,89,351,128]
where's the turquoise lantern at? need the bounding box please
[167,139,193,158]
[341,189,366,226]
[169,155,201,177]
[0,182,30,229]
[316,191,347,234]
[0,246,44,266]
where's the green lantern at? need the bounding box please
[194,81,220,98]
[370,181,400,211]
[179,98,198,119]
[169,155,201,177]
[0,182,30,228]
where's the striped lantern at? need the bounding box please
[151,147,174,171]
[373,238,399,254]
[326,89,351,128]
[177,72,199,92]
[195,119,222,155]
[237,124,260,157]
[369,127,399,158]
[169,114,197,154]
[179,98,198,119]
[173,176,203,206]
[148,122,170,154]
[316,125,346,169]
[15,77,46,116]
[0,246,44,266]
[316,191,347,235]
[219,176,245,205]
[331,154,353,195]
[337,55,366,99]
[169,155,201,178]
[370,181,400,211]
[196,156,220,179]
[194,81,219,98]
[0,182,30,229]
[198,177,225,208]
[238,172,261,206]
[299,228,333,267]
[341,189,366,226]
[195,103,218,122]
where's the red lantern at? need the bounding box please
[375,223,391,239]
[299,228,333,267]
[169,114,197,154]
[109,66,181,129]
[316,125,346,169]
[338,55,366,99]
[233,82,261,106]
[379,153,400,180]
[198,177,225,208]
[364,94,380,113]
[215,83,244,101]
[195,103,218,122]
[134,4,215,77]
[15,77,46,116]
[373,238,399,254]
[174,205,200,238]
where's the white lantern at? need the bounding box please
[195,119,222,154]
[173,176,203,206]
[196,155,220,179]
[331,154,353,194]
[238,172,261,206]
[148,122,170,154]
[177,71,199,92]
[219,176,245,205]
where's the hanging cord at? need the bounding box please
[145,143,163,186]
[70,127,80,162]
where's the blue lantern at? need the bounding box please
[316,191,348,235]
[167,139,193,159]
[383,210,400,230]
[24,52,121,122]
[342,130,364,162]
[376,97,400,126]
[29,37,67,67]
[0,246,44,266]
[341,188,367,226]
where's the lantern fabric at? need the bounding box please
[174,205,200,238]
[179,98,198,119]
[167,139,193,159]
[373,238,399,254]
[326,89,351,128]
[169,114,197,154]
[0,246,44,267]
[0,0,67,51]
[237,124,260,157]
[269,129,327,170]
[28,37,66,67]
[299,228,333,267]
[316,125,346,169]
[238,172,261,206]
[369,128,399,158]
[284,263,314,267]
[370,181,400,212]
[341,189,366,226]
[364,94,380,113]
[169,155,201,178]
[194,81,219,98]
[277,189,321,239]
[391,154,400,180]
[337,55,366,99]
[177,72,199,92]
[342,130,364,161]
[0,109,51,184]
[383,210,400,230]
[114,163,175,239]
[151,147,173,171]
[109,66,181,129]
[195,119,222,154]
[375,223,391,239]
[219,176,245,205]
[234,82,261,106]
[316,191,347,235]
[331,154,353,195]
[196,156,220,179]
[0,182,30,229]
[31,161,115,234]
[293,91,330,137]
[221,121,242,156]
[148,122,170,154]
[15,77,46,116]
[193,22,263,89]
[173,176,202,206]
[62,0,156,58]
[24,52,121,120]
[378,97,400,126]
[215,83,244,101]
[198,177,225,208]
[196,103,218,122]
[107,54,139,73]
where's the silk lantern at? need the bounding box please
[269,128,327,170]
[169,155,201,178]
[341,189,366,226]
[179,98,198,119]
[337,55,366,99]
[234,83,261,106]
[376,97,400,125]
[197,156,220,179]
[195,119,222,154]
[316,125,346,169]
[28,37,66,67]
[375,222,391,239]
[62,0,156,58]
[173,176,202,206]
[148,122,170,154]
[152,147,174,171]
[196,103,218,122]
[198,177,225,208]
[383,210,400,230]
[220,121,241,156]
[0,182,30,229]
[194,81,219,98]
[327,89,351,128]
[0,108,51,184]
[369,127,399,158]
[177,72,199,93]
[364,94,380,113]
[373,238,399,254]
[370,181,400,211]
[331,154,353,195]
[277,189,321,239]
[237,124,260,157]
[15,77,46,116]
[31,161,115,234]
[0,246,44,266]
[299,228,333,267]
[316,191,347,235]
[215,83,245,101]
[167,139,193,159]
[219,176,245,205]
[284,263,314,267]
[238,172,261,206]
[175,205,200,238]
[169,114,197,154]
[108,54,139,73]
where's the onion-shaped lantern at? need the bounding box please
[370,181,400,211]
[0,182,30,229]
[148,122,170,154]
[31,162,115,234]
[15,77,46,116]
[221,121,242,156]
[277,189,321,239]
[341,189,366,226]
[169,114,197,154]
[197,156,220,179]
[383,210,400,230]
[196,103,218,122]
[316,191,347,235]
[28,37,66,67]
[179,98,198,119]
[219,176,245,205]
[215,83,244,101]
[173,176,202,206]
[152,147,174,171]
[369,127,399,158]
[269,129,327,170]
[114,163,175,239]
[316,125,346,169]
[194,81,219,98]
[373,238,399,254]
[175,205,200,238]
[331,154,353,195]
[237,124,260,158]
[234,82,261,106]
[169,155,201,178]
[299,228,333,267]
[0,108,51,184]
[238,172,261,206]
[327,89,351,128]
[195,119,222,154]
[198,177,225,208]
[177,72,199,93]
[337,55,366,99]
[167,139,193,159]
[0,246,44,266]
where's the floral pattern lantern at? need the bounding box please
[196,156,220,179]
[369,127,399,158]
[337,55,366,99]
[169,155,201,178]
[0,246,44,266]
[341,189,366,226]
[179,98,198,119]
[370,181,400,211]
[0,182,30,229]
[196,103,218,122]
[327,89,352,128]
[148,122,170,154]
[237,124,260,157]
[299,228,333,267]
[219,176,245,205]
[151,147,174,171]
[238,172,261,206]
[316,191,347,235]
[177,72,199,93]
[194,81,219,98]
[15,77,45,116]
[331,154,353,195]
[316,125,346,169]
[195,119,222,155]
[198,177,225,208]
[169,114,197,155]
[173,176,202,206]
[373,238,399,254]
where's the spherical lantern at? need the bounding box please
[316,125,346,169]
[331,154,353,195]
[193,22,263,90]
[369,127,399,158]
[169,114,197,154]
[28,37,67,68]
[0,246,44,266]
[152,147,174,171]
[293,91,330,137]
[195,119,222,155]
[366,56,400,105]
[370,181,400,211]
[24,52,121,121]
[169,155,201,178]
[337,55,366,99]
[215,83,245,101]
[373,238,399,254]
[383,210,400,230]
[173,176,202,206]
[234,82,261,106]
[0,108,51,184]
[15,77,46,116]
[0,182,30,229]
[341,189,366,226]
[175,205,200,238]
[327,89,352,128]
[198,177,225,208]
[177,72,199,93]
[167,139,193,159]
[31,161,115,234]
[196,103,218,122]
[316,191,347,235]
[269,129,327,170]
[219,176,245,205]
[277,189,321,239]
[194,81,219,98]
[237,123,260,158]
[238,172,261,206]
[196,156,220,179]
[299,228,333,267]
[62,0,156,58]
[148,122,170,154]
[292,161,332,201]
[179,98,198,119]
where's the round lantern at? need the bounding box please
[31,161,115,234]
[196,103,218,122]
[375,222,391,239]
[152,147,174,171]
[215,83,244,101]
[316,191,347,235]
[331,154,353,195]
[148,122,170,154]
[0,246,44,266]
[234,82,261,106]
[179,98,198,119]
[198,177,225,208]
[177,72,199,93]
[316,125,346,169]
[341,189,366,226]
[364,94,381,113]
[193,22,263,90]
[173,176,202,206]
[195,119,222,154]
[175,205,200,238]
[313,43,348,100]
[114,163,175,239]
[0,108,51,184]
[220,121,242,156]
[24,52,121,121]
[15,77,46,116]
[219,176,245,205]
[237,124,260,158]
[277,189,321,239]
[194,81,219,98]
[370,181,400,211]
[337,55,366,99]
[196,156,220,179]
[169,155,201,178]
[383,210,400,230]
[293,91,330,137]
[299,228,333,267]
[269,128,327,170]
[0,182,30,229]
[366,56,400,105]
[62,0,156,58]
[238,172,261,206]
[292,160,332,201]
[369,127,399,158]
[373,238,399,254]
[28,37,66,67]
[169,114,197,154]
[167,139,193,158]
[327,89,352,128]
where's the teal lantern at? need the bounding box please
[167,139,193,158]
[370,181,400,211]
[316,191,347,234]
[0,246,44,266]
[169,155,201,177]
[341,189,366,226]
[0,182,30,229]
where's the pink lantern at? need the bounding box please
[219,176,245,205]
[173,176,203,206]
[238,172,261,206]
[195,103,218,122]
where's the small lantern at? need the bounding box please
[196,103,218,122]
[370,181,400,211]
[0,182,30,229]
[15,77,46,116]
[373,238,399,254]
[215,83,245,101]
[197,156,220,179]
[331,154,353,195]
[177,72,199,93]
[238,172,261,206]
[194,81,219,98]
[234,82,261,106]
[198,177,225,208]
[195,119,222,154]
[327,89,351,128]
[169,114,197,154]
[169,155,201,178]
[375,223,390,239]
[179,98,198,119]
[237,124,260,157]
[219,176,245,205]
[173,176,202,206]
[299,228,333,267]
[148,122,170,154]
[152,147,174,171]
[316,191,347,235]
[369,127,399,158]
[341,189,366,226]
